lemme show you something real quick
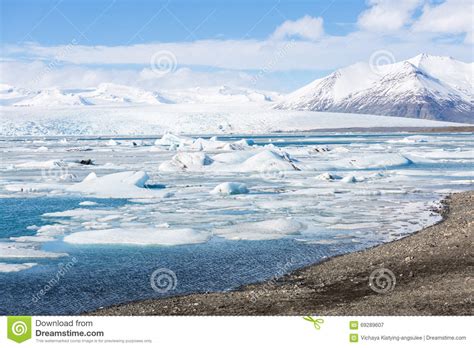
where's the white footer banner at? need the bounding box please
[0,316,470,347]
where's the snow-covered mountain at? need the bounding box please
[78,83,171,105]
[160,85,280,104]
[275,54,473,123]
[13,88,91,107]
[2,83,279,107]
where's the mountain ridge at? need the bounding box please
[275,54,473,123]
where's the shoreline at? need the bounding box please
[90,191,473,316]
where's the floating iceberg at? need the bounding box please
[66,171,166,198]
[210,182,249,195]
[159,152,214,171]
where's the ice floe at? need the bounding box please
[214,218,305,240]
[0,262,38,272]
[210,182,249,195]
[64,227,209,246]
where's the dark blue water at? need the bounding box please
[0,197,363,315]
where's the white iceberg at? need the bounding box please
[66,171,166,198]
[236,150,300,173]
[159,152,213,171]
[154,133,193,147]
[210,182,249,195]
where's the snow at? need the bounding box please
[0,263,38,272]
[210,182,249,195]
[3,83,277,108]
[276,54,473,123]
[64,227,209,246]
[13,89,89,107]
[79,83,168,105]
[408,54,473,98]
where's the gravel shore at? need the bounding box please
[91,191,473,316]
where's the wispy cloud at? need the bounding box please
[1,1,472,91]
[270,15,325,41]
[412,0,473,44]
[357,0,423,32]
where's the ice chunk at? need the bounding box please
[0,242,68,258]
[328,154,412,170]
[15,159,66,169]
[190,138,227,151]
[212,151,254,164]
[237,150,300,172]
[66,171,166,198]
[210,182,249,195]
[388,135,430,143]
[214,218,305,240]
[79,201,98,206]
[64,227,209,246]
[10,235,55,242]
[159,152,213,171]
[341,175,357,183]
[0,263,38,272]
[154,133,193,147]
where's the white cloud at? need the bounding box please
[412,0,474,43]
[0,60,281,91]
[4,30,471,73]
[358,0,423,31]
[1,12,472,92]
[270,15,324,41]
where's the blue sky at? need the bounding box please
[1,0,366,44]
[0,0,472,92]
